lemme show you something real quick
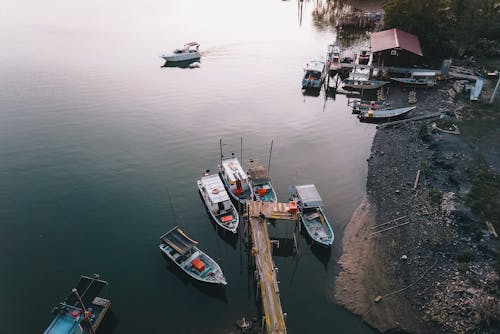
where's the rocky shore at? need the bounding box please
[335,81,500,333]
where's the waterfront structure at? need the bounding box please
[371,29,423,67]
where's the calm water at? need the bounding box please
[0,1,379,333]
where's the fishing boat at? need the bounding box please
[197,173,239,233]
[327,42,342,77]
[248,164,277,202]
[355,47,372,66]
[43,275,111,334]
[343,73,388,90]
[351,99,390,114]
[294,184,334,247]
[390,71,437,87]
[358,105,416,123]
[302,60,327,89]
[159,226,227,285]
[161,42,200,62]
[219,156,254,205]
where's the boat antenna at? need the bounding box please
[219,138,223,167]
[240,136,243,165]
[268,139,274,175]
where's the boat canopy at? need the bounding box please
[295,184,323,208]
[185,42,199,47]
[222,158,247,183]
[248,165,271,185]
[411,71,436,77]
[305,60,325,73]
[201,174,230,203]
[161,227,198,255]
[63,276,108,308]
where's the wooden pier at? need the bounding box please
[244,201,299,334]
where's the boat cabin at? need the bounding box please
[174,42,200,54]
[304,61,325,79]
[357,48,371,65]
[161,227,198,259]
[295,184,323,209]
[200,174,233,214]
[248,165,271,186]
[221,158,250,195]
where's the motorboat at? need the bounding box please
[302,60,327,89]
[247,164,277,203]
[161,42,200,62]
[390,71,437,87]
[294,184,334,247]
[219,156,254,205]
[358,105,416,123]
[355,47,372,66]
[343,73,388,90]
[43,275,111,334]
[159,226,227,285]
[351,99,390,114]
[197,173,239,233]
[327,42,342,76]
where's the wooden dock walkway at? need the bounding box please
[245,201,297,334]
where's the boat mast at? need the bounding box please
[220,138,223,167]
[268,139,273,175]
[240,136,243,165]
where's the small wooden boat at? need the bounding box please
[302,60,327,89]
[351,99,390,114]
[161,42,200,62]
[159,226,227,285]
[358,105,416,123]
[197,173,239,233]
[355,47,372,66]
[248,164,277,202]
[390,71,437,87]
[43,275,111,334]
[294,184,334,247]
[219,156,254,205]
[343,75,389,90]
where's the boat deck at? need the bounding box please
[246,200,298,220]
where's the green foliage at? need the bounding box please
[383,0,500,58]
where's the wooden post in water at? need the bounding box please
[490,75,500,104]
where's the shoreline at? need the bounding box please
[334,82,500,333]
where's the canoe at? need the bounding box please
[159,226,227,285]
[358,106,416,123]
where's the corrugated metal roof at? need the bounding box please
[370,29,423,56]
[296,184,323,208]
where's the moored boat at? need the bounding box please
[43,275,111,334]
[343,74,388,90]
[161,42,200,62]
[327,42,342,76]
[390,71,437,87]
[219,156,254,205]
[355,47,372,66]
[159,226,227,285]
[358,105,416,123]
[197,173,239,233]
[302,60,327,89]
[294,184,334,247]
[351,99,390,114]
[248,164,277,203]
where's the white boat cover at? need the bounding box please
[222,158,247,183]
[296,184,323,208]
[200,174,230,203]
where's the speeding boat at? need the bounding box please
[161,42,200,62]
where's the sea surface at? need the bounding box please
[0,0,380,333]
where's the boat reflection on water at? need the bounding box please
[302,87,321,97]
[161,59,201,69]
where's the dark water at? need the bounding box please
[0,1,379,333]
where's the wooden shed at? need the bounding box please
[371,29,423,67]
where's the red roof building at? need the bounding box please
[370,29,423,67]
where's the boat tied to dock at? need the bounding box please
[159,226,227,285]
[294,184,334,247]
[197,173,239,233]
[248,164,277,203]
[302,60,327,90]
[219,156,254,205]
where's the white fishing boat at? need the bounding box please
[219,156,254,205]
[343,73,388,90]
[159,226,227,285]
[294,184,334,247]
[355,47,372,66]
[161,42,200,62]
[390,71,437,87]
[248,164,277,203]
[302,60,327,89]
[327,42,342,76]
[358,105,416,123]
[197,173,239,233]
